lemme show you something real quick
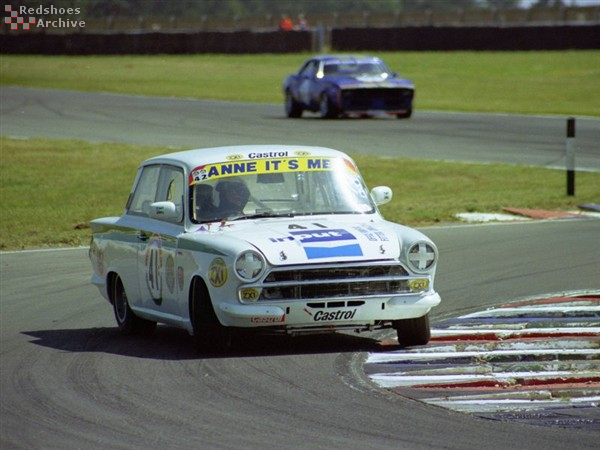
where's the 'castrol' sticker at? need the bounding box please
[304,308,357,321]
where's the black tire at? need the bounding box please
[396,108,413,119]
[319,93,338,119]
[112,275,156,335]
[393,313,431,347]
[285,90,303,118]
[190,278,233,353]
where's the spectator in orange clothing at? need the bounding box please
[279,14,293,31]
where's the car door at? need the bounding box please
[298,60,319,106]
[127,164,185,319]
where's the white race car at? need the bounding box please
[89,145,441,351]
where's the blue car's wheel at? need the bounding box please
[285,91,303,118]
[396,108,413,119]
[319,93,338,119]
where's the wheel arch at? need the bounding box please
[106,271,119,305]
[188,275,207,319]
[188,275,219,327]
[188,275,233,351]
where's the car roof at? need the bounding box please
[310,54,383,65]
[141,145,353,171]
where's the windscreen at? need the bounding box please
[324,61,388,77]
[189,156,375,223]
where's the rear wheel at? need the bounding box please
[393,313,430,347]
[112,275,156,335]
[190,278,234,353]
[285,90,303,118]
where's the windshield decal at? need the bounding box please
[189,157,356,185]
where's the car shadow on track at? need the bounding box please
[22,325,395,360]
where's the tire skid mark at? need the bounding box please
[366,293,600,430]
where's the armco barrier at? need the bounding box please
[1,25,598,54]
[0,30,312,54]
[331,25,600,51]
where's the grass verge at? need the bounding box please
[1,136,598,251]
[1,51,599,116]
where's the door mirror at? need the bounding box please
[370,186,393,206]
[149,201,180,221]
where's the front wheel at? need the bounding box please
[112,275,156,335]
[319,93,338,119]
[190,278,234,353]
[393,313,430,347]
[396,108,413,119]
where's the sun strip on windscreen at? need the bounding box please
[189,157,357,185]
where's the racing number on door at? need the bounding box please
[145,235,163,305]
[148,246,160,291]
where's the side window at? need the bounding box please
[299,60,317,78]
[156,166,184,223]
[127,165,161,216]
[298,61,310,76]
[127,165,184,223]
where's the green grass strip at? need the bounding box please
[1,51,599,116]
[1,137,598,251]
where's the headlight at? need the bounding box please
[235,250,265,281]
[407,242,436,272]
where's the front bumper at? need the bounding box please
[340,87,413,113]
[218,291,441,330]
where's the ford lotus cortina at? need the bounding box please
[89,145,440,351]
[283,55,414,119]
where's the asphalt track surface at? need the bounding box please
[1,86,599,170]
[1,88,600,449]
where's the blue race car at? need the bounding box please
[283,55,414,119]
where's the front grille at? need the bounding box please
[258,262,411,301]
[341,88,413,111]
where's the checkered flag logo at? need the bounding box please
[5,5,36,30]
